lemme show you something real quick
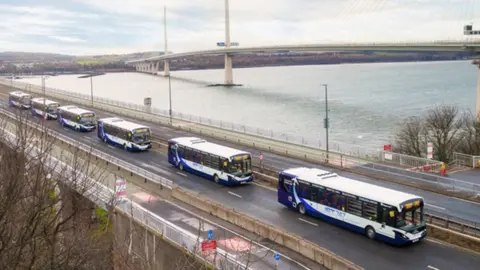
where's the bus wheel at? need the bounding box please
[213,174,219,183]
[178,163,184,171]
[123,144,128,151]
[103,137,107,143]
[298,203,306,215]
[365,226,376,240]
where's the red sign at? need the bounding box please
[201,240,217,252]
[384,144,392,151]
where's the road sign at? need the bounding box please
[201,240,217,252]
[208,229,213,240]
[115,178,127,201]
[427,142,433,159]
[383,144,392,151]
[216,42,239,47]
[274,253,280,261]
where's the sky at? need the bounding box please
[1,0,480,56]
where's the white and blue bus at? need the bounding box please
[278,167,427,246]
[8,91,32,109]
[57,105,96,132]
[31,97,60,120]
[167,137,253,185]
[97,117,152,151]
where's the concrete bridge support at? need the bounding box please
[473,61,480,118]
[153,61,159,75]
[224,54,233,85]
[164,61,170,76]
[477,66,480,118]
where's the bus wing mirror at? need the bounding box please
[381,222,386,228]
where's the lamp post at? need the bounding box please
[41,74,46,107]
[322,84,330,162]
[168,74,172,126]
[90,75,94,106]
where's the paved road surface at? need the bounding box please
[1,88,479,269]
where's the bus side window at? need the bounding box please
[177,146,185,157]
[203,154,212,167]
[184,148,193,161]
[210,155,219,169]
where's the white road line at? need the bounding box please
[453,196,480,206]
[427,265,440,270]
[298,218,318,227]
[228,191,243,198]
[107,145,115,149]
[64,128,69,131]
[176,172,188,177]
[425,203,446,211]
[251,181,277,192]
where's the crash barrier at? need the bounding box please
[172,187,363,270]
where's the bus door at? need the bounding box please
[168,143,178,165]
[97,121,103,138]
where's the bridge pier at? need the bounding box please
[164,61,170,76]
[153,61,159,75]
[473,61,480,118]
[224,54,233,85]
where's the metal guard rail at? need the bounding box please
[1,126,248,270]
[0,106,174,189]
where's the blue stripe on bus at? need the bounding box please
[278,189,426,246]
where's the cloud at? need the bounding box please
[0,0,480,55]
[50,36,86,43]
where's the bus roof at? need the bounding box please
[169,137,250,159]
[282,167,422,209]
[58,105,94,115]
[31,97,59,106]
[9,91,31,98]
[98,117,149,131]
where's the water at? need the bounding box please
[16,60,477,149]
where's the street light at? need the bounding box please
[322,84,330,162]
[41,74,46,107]
[90,75,94,106]
[168,74,172,126]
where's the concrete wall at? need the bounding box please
[172,187,363,270]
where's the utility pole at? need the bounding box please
[168,75,172,126]
[90,76,94,106]
[165,5,172,126]
[322,84,330,162]
[42,74,46,107]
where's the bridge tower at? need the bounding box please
[465,24,480,117]
[163,6,170,77]
[223,0,234,86]
[473,60,480,117]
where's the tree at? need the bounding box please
[393,116,427,157]
[0,110,116,269]
[457,110,480,155]
[394,105,480,163]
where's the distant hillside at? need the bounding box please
[0,51,74,62]
[0,51,168,64]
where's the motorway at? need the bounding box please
[1,87,479,269]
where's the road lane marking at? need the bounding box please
[298,218,318,227]
[228,191,242,198]
[176,172,188,177]
[425,203,446,211]
[427,265,440,270]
